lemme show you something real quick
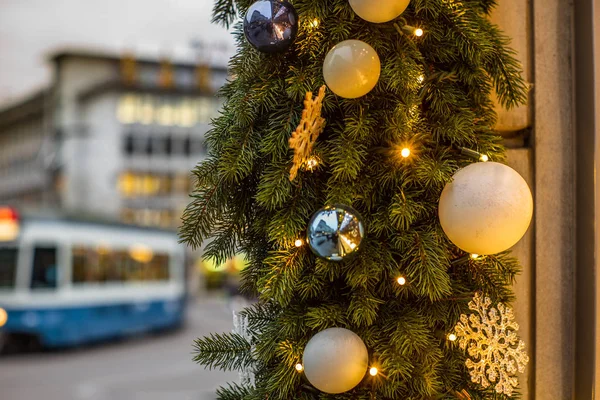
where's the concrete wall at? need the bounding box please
[54,57,116,212]
[79,93,122,217]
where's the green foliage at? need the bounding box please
[183,0,527,398]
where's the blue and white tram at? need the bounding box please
[0,209,187,350]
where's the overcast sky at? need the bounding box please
[0,0,234,106]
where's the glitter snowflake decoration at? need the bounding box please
[233,308,256,386]
[453,293,529,397]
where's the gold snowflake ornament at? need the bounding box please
[454,293,529,397]
[289,85,326,181]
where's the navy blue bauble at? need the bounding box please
[243,0,298,53]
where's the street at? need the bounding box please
[0,296,240,400]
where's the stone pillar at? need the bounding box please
[532,0,576,398]
[492,0,577,397]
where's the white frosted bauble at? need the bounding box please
[349,0,410,23]
[303,328,368,394]
[438,162,533,255]
[323,40,381,99]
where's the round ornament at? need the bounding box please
[349,0,411,23]
[438,162,533,255]
[303,328,369,394]
[323,40,381,99]
[307,204,365,261]
[243,0,298,53]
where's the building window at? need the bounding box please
[173,173,193,194]
[123,134,135,155]
[118,172,175,198]
[151,135,170,156]
[118,172,136,198]
[190,137,207,155]
[183,136,191,156]
[124,133,202,157]
[117,93,220,127]
[117,94,137,124]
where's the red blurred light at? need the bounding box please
[0,207,18,222]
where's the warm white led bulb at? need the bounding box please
[295,363,304,372]
[470,254,480,260]
[480,154,489,162]
[397,276,407,286]
[295,239,304,247]
[418,75,425,83]
[310,18,320,28]
[414,28,424,37]
[448,333,458,342]
[401,148,411,158]
[369,367,378,376]
[307,157,318,170]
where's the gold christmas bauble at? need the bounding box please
[438,162,533,255]
[303,328,368,394]
[349,0,410,23]
[323,40,381,99]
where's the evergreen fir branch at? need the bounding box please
[389,190,434,232]
[257,250,307,306]
[212,0,237,28]
[193,333,254,371]
[262,360,304,399]
[256,163,296,211]
[348,289,384,327]
[179,163,224,250]
[296,270,329,301]
[216,382,255,400]
[481,21,529,109]
[398,229,453,301]
[304,304,346,330]
[239,301,280,337]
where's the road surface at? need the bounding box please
[0,296,241,400]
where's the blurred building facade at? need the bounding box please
[0,50,226,229]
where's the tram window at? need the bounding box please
[72,247,89,283]
[30,246,58,289]
[72,245,169,283]
[0,248,17,288]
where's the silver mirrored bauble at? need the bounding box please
[243,0,298,53]
[307,205,365,261]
